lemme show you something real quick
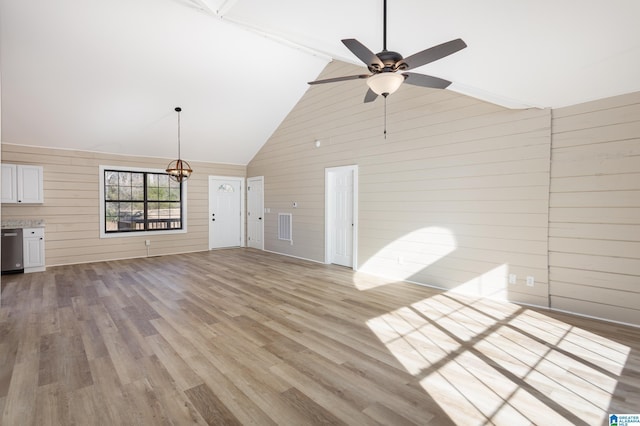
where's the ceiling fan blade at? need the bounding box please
[308,74,370,85]
[342,39,384,68]
[364,89,378,103]
[402,72,452,89]
[401,38,467,70]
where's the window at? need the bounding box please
[99,166,187,237]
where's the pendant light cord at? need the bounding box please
[177,109,181,159]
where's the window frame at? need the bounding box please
[99,165,188,238]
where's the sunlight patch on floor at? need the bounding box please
[366,292,630,425]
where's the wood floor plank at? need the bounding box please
[34,382,71,426]
[0,248,639,425]
[144,333,204,392]
[269,362,382,426]
[185,383,242,426]
[1,357,39,425]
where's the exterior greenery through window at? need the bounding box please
[104,170,183,233]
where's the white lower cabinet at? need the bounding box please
[23,227,45,273]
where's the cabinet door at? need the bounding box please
[17,165,44,203]
[1,164,17,203]
[23,230,45,268]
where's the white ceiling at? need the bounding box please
[1,0,639,165]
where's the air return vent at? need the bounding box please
[278,213,292,244]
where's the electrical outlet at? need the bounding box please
[526,276,535,287]
[508,274,517,284]
[145,240,151,246]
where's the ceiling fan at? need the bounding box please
[308,0,467,103]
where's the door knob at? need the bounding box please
[212,218,215,221]
[259,217,262,220]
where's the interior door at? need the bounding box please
[209,177,242,249]
[247,176,264,250]
[328,167,355,267]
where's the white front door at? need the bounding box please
[247,176,264,250]
[209,177,243,249]
[325,166,358,268]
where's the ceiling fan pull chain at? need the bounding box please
[384,96,387,139]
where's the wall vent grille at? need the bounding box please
[278,213,292,243]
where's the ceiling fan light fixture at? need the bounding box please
[166,107,193,183]
[367,72,404,96]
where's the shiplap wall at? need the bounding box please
[549,91,640,325]
[248,61,552,306]
[1,143,245,266]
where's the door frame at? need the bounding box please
[247,176,264,250]
[208,175,246,249]
[324,165,358,269]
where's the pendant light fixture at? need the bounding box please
[166,107,192,182]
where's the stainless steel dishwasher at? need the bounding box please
[1,228,24,274]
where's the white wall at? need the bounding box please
[1,144,245,266]
[549,91,640,325]
[248,60,552,307]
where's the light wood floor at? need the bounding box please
[1,249,638,425]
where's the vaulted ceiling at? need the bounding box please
[1,0,639,164]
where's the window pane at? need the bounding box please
[147,174,159,200]
[132,186,144,200]
[105,185,118,201]
[106,171,119,185]
[117,203,133,231]
[168,185,180,201]
[104,170,183,234]
[132,202,144,217]
[157,187,170,201]
[163,202,181,228]
[132,173,144,186]
[119,185,132,200]
[147,187,158,201]
[119,202,132,216]
[105,202,119,231]
[119,172,131,186]
[167,202,181,218]
[147,202,159,218]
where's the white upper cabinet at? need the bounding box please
[1,164,17,203]
[1,164,44,204]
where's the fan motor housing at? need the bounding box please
[372,50,407,72]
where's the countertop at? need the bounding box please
[1,219,45,229]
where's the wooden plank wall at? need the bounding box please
[1,144,245,266]
[549,91,640,325]
[248,61,552,307]
[5,62,636,325]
